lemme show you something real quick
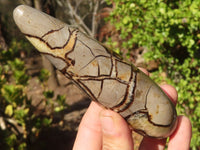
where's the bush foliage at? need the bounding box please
[106,0,200,149]
[0,40,67,149]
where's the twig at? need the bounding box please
[5,118,23,136]
[92,0,100,37]
[75,0,83,12]
[66,0,93,36]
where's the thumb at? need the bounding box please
[100,109,134,150]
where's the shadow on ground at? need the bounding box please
[30,98,91,150]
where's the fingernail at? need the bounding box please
[100,111,115,134]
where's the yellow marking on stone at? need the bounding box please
[25,30,77,60]
[63,30,77,53]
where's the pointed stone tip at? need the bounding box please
[13,4,66,38]
[13,5,32,28]
[13,5,26,21]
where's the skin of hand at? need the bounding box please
[73,69,192,150]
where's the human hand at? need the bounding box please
[73,70,192,150]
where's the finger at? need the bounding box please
[139,84,178,150]
[168,116,192,150]
[160,84,178,105]
[73,102,103,150]
[100,109,134,150]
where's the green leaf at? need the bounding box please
[43,90,54,99]
[42,118,52,126]
[5,105,13,117]
[39,68,50,82]
[122,16,130,25]
[54,106,64,112]
[18,142,27,150]
[5,134,17,147]
[1,84,24,105]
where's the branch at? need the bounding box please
[56,0,106,38]
[100,0,106,5]
[66,0,93,36]
[91,0,100,37]
[5,118,23,136]
[75,0,83,12]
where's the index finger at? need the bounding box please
[73,102,103,150]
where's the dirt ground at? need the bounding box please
[25,53,144,150]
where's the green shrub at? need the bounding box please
[106,0,200,149]
[0,40,67,149]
